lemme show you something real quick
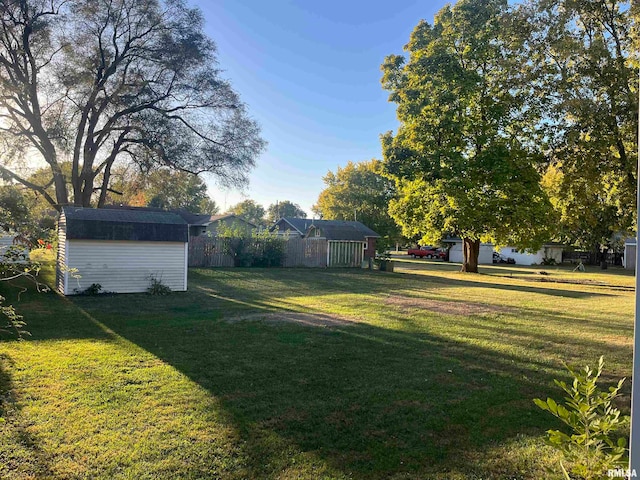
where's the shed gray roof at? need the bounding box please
[62,207,188,242]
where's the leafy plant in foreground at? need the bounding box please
[534,357,628,479]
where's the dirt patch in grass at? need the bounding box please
[385,295,511,316]
[225,311,356,327]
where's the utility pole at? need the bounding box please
[630,70,640,478]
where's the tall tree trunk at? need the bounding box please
[461,238,480,273]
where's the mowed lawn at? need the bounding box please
[0,258,634,479]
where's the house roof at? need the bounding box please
[175,211,213,226]
[273,218,380,241]
[62,206,188,242]
[272,218,315,235]
[208,214,257,228]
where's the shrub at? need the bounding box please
[542,257,557,266]
[147,275,172,295]
[217,225,286,267]
[0,243,50,339]
[534,356,628,479]
[74,283,103,296]
[0,299,28,339]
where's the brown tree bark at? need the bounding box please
[461,238,480,273]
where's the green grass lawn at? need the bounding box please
[0,257,634,479]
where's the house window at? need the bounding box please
[511,248,518,253]
[315,229,321,237]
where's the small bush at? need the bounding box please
[74,283,103,296]
[534,356,628,479]
[147,276,171,295]
[542,257,557,266]
[0,297,28,339]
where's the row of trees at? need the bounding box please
[227,199,306,226]
[376,0,638,272]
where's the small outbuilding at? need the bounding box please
[57,207,188,295]
[270,218,380,267]
[624,238,636,270]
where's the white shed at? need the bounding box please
[496,244,564,266]
[624,238,636,270]
[445,238,494,264]
[57,207,189,295]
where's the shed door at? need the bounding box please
[328,241,365,268]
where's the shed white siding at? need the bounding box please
[63,240,187,294]
[448,241,494,264]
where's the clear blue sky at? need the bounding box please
[191,0,450,216]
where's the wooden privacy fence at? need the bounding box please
[188,236,365,268]
[282,237,327,267]
[188,236,234,267]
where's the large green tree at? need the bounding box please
[105,167,218,213]
[520,0,638,254]
[0,0,265,210]
[228,199,265,226]
[266,201,306,223]
[313,160,401,248]
[381,0,555,272]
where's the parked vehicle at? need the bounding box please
[407,246,446,259]
[493,252,516,264]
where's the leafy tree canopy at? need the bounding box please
[381,0,555,271]
[228,199,265,226]
[313,159,401,248]
[520,0,638,250]
[266,201,306,223]
[106,167,218,214]
[0,0,265,210]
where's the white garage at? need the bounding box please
[445,238,494,264]
[57,207,188,295]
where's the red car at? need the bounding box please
[407,246,446,259]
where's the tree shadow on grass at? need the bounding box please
[63,269,612,479]
[5,268,628,478]
[0,353,55,479]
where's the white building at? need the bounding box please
[496,244,564,266]
[57,207,189,295]
[444,238,494,264]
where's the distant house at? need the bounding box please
[183,213,257,238]
[271,218,380,265]
[57,207,188,295]
[271,218,317,238]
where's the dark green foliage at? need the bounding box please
[314,160,401,251]
[380,0,555,271]
[218,226,287,267]
[74,283,104,296]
